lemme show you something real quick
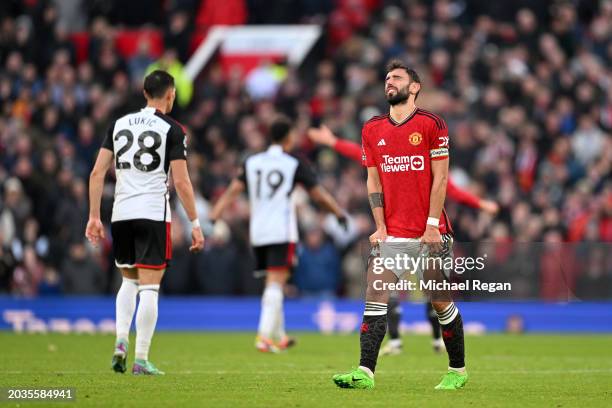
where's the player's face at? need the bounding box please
[385,69,411,106]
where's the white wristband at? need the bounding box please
[191,218,201,229]
[426,217,439,227]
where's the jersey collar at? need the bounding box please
[388,107,418,127]
[267,144,283,155]
[141,107,162,114]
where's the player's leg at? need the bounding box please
[131,220,169,375]
[109,266,139,374]
[272,243,296,350]
[256,268,289,353]
[116,268,139,342]
[112,268,139,373]
[110,221,138,373]
[360,264,395,376]
[333,249,398,389]
[423,235,467,389]
[430,299,467,389]
[380,291,402,356]
[269,269,296,351]
[133,267,165,375]
[256,243,296,352]
[254,245,275,351]
[426,302,445,353]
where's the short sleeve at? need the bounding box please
[429,117,449,161]
[294,158,318,190]
[167,122,187,161]
[361,126,376,167]
[101,122,115,151]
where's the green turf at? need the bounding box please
[1,332,611,407]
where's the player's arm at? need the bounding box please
[171,159,204,252]
[428,158,448,222]
[367,166,387,243]
[361,125,387,243]
[308,125,363,164]
[422,119,450,250]
[446,178,479,208]
[168,124,204,252]
[294,157,347,227]
[335,139,364,164]
[171,160,198,222]
[446,178,499,213]
[422,157,448,252]
[308,186,345,221]
[86,147,113,246]
[209,178,245,221]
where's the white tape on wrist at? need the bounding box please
[191,218,201,229]
[427,217,439,227]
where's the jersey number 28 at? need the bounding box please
[115,130,162,172]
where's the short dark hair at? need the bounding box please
[386,59,421,99]
[386,59,421,83]
[269,116,292,143]
[143,70,175,99]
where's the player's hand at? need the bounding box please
[369,226,387,246]
[479,199,499,215]
[307,125,337,147]
[85,217,105,247]
[421,225,442,254]
[190,227,205,253]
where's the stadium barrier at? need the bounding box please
[1,297,611,334]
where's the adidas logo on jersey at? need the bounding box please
[377,139,386,146]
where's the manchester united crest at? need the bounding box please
[409,132,422,146]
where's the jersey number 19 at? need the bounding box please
[255,169,285,199]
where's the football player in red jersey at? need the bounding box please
[307,126,499,213]
[332,60,468,390]
[308,126,498,355]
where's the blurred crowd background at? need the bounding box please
[0,0,610,299]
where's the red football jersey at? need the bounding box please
[361,108,453,238]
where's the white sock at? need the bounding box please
[449,366,466,374]
[135,284,159,361]
[389,338,402,348]
[258,282,282,339]
[358,366,374,378]
[272,287,286,340]
[116,278,138,342]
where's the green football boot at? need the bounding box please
[332,368,375,389]
[434,370,468,390]
[132,359,165,375]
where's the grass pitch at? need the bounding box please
[1,332,611,407]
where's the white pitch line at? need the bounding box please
[3,368,612,375]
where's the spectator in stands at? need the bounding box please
[146,49,193,108]
[0,1,609,298]
[128,40,155,86]
[295,226,341,299]
[61,242,105,294]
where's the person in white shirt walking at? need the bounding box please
[86,70,204,375]
[209,115,347,352]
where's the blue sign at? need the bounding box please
[1,297,611,333]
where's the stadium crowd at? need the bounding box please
[0,0,610,298]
